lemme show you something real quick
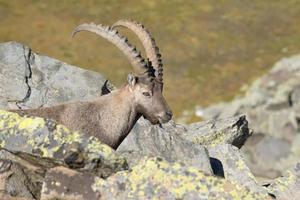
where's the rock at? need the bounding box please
[118,115,251,174]
[0,41,113,110]
[184,115,251,148]
[118,119,212,174]
[200,55,300,178]
[96,157,271,200]
[0,110,127,178]
[0,148,103,200]
[0,149,44,200]
[208,144,267,195]
[40,166,100,200]
[267,162,300,200]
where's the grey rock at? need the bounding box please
[118,115,251,174]
[0,41,113,110]
[117,119,213,174]
[184,115,251,148]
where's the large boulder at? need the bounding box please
[0,41,113,110]
[117,119,213,174]
[118,115,251,174]
[199,55,300,178]
[0,110,127,178]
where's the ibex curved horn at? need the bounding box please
[72,23,152,74]
[112,19,163,83]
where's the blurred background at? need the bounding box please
[1,0,300,123]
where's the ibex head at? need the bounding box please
[127,73,172,124]
[72,20,172,125]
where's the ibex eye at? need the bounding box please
[143,92,151,97]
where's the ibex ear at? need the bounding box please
[127,74,137,89]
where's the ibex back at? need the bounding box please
[9,20,172,149]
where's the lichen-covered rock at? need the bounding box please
[0,110,127,178]
[208,144,268,195]
[267,162,300,200]
[96,157,271,200]
[118,119,212,174]
[0,41,113,110]
[40,166,100,200]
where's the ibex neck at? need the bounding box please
[102,86,140,149]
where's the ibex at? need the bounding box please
[10,19,172,149]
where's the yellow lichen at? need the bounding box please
[0,110,45,133]
[0,140,4,147]
[87,137,112,156]
[192,131,227,147]
[65,131,82,144]
[236,159,246,170]
[18,117,45,132]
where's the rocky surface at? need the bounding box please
[0,111,273,200]
[183,115,251,148]
[117,115,250,173]
[0,110,127,178]
[267,162,300,200]
[1,41,298,199]
[40,166,101,200]
[0,41,113,110]
[199,55,300,180]
[208,144,267,194]
[96,157,269,200]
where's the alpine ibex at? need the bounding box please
[10,19,172,149]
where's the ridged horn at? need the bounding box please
[112,19,163,82]
[72,23,151,74]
